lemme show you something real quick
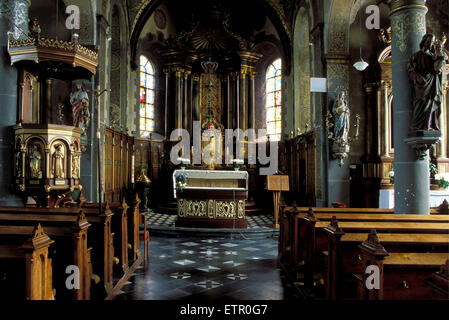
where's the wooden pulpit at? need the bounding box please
[267,175,289,228]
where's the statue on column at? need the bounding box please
[70,81,90,135]
[52,144,65,178]
[29,144,42,179]
[408,33,447,131]
[333,91,351,143]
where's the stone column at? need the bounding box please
[239,72,247,132]
[381,81,391,157]
[388,0,428,214]
[249,72,256,130]
[0,0,29,205]
[325,55,350,206]
[438,84,448,159]
[175,68,183,129]
[183,71,190,132]
[164,70,169,138]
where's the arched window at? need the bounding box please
[266,58,282,141]
[139,55,155,137]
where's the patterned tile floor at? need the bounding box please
[114,235,302,300]
[144,211,275,229]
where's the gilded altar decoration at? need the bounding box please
[70,82,90,135]
[177,199,245,220]
[173,170,248,228]
[52,144,65,179]
[29,144,43,179]
[404,33,445,160]
[326,91,360,166]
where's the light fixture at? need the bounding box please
[353,9,369,71]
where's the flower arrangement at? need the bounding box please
[435,172,449,189]
[175,172,188,192]
[231,159,244,171]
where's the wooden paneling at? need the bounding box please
[104,127,134,204]
[285,132,316,206]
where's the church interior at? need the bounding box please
[0,0,448,302]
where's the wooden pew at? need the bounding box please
[424,259,449,299]
[126,193,141,263]
[81,199,129,274]
[279,207,449,295]
[0,212,90,300]
[324,224,449,300]
[356,232,449,300]
[0,206,113,298]
[0,224,54,300]
[278,207,449,286]
[77,195,142,300]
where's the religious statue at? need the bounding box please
[29,144,42,179]
[72,152,80,179]
[333,91,350,143]
[408,33,447,131]
[52,144,65,178]
[70,82,90,135]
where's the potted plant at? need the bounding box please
[435,173,449,190]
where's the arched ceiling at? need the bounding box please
[129,0,292,74]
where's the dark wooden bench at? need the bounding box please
[81,199,129,275]
[279,207,449,288]
[355,231,449,300]
[0,212,90,300]
[0,206,112,299]
[323,223,449,300]
[0,224,54,300]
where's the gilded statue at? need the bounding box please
[52,144,65,178]
[333,91,350,143]
[72,152,80,179]
[408,33,447,131]
[70,82,90,135]
[29,144,42,179]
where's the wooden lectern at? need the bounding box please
[267,175,289,228]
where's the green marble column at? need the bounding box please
[389,0,429,214]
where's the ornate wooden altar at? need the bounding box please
[173,170,248,229]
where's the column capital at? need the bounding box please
[380,80,392,90]
[387,0,428,16]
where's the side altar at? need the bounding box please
[173,170,248,229]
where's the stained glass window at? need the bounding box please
[266,59,282,141]
[139,55,155,137]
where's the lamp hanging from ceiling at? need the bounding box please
[353,9,369,71]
